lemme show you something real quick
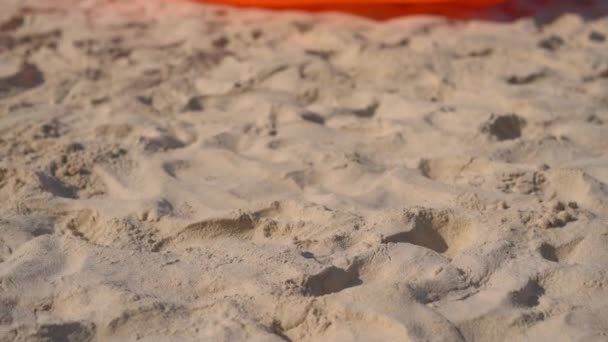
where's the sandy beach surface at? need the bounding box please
[1,0,607,341]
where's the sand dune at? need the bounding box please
[1,0,607,341]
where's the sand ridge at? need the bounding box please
[0,0,607,341]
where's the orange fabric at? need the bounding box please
[198,0,506,19]
[202,0,503,6]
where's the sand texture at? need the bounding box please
[1,0,608,341]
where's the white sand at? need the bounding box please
[1,0,608,341]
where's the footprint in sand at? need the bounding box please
[539,238,584,263]
[381,207,475,257]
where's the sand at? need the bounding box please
[1,0,607,341]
